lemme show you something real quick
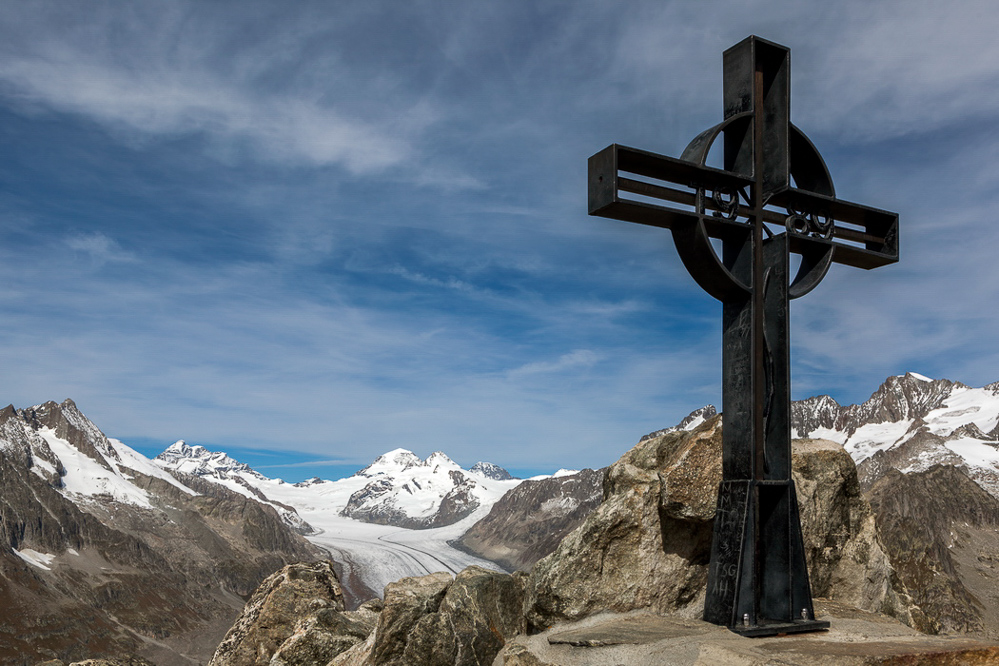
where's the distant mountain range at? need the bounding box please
[154,442,524,531]
[791,372,999,496]
[6,372,999,662]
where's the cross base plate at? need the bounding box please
[728,618,830,638]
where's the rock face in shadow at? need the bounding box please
[524,416,920,631]
[867,465,999,636]
[456,468,605,572]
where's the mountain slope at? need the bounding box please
[0,400,323,666]
[155,441,313,534]
[455,467,604,572]
[456,407,716,573]
[867,465,999,635]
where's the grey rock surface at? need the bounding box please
[208,560,356,666]
[524,416,918,631]
[333,566,525,666]
[867,464,999,636]
[495,602,999,666]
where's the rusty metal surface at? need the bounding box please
[587,35,899,636]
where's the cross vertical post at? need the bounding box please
[587,35,898,636]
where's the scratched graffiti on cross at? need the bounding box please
[587,36,898,636]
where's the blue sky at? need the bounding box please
[2,1,999,481]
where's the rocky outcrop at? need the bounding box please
[61,658,157,666]
[524,416,918,631]
[456,468,604,572]
[334,567,525,666]
[271,599,382,666]
[208,560,364,666]
[791,439,927,628]
[218,565,527,666]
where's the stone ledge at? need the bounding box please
[496,600,999,665]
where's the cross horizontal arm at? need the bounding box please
[589,144,899,270]
[769,188,898,269]
[588,144,753,242]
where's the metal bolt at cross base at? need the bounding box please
[588,36,899,637]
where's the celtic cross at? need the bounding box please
[588,36,898,636]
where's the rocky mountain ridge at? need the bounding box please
[10,372,999,663]
[789,373,999,495]
[154,441,313,534]
[645,375,999,499]
[0,399,324,665]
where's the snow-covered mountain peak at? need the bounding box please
[426,450,456,465]
[902,371,934,382]
[20,399,122,468]
[640,405,718,442]
[161,440,204,458]
[338,448,521,529]
[0,400,196,509]
[789,375,999,498]
[356,448,423,476]
[155,441,262,479]
[864,374,965,421]
[469,461,514,481]
[154,441,311,532]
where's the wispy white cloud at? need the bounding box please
[507,349,599,378]
[66,232,136,265]
[1,57,414,173]
[0,2,438,174]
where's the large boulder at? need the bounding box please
[270,599,381,666]
[792,439,928,629]
[525,415,919,631]
[334,566,525,666]
[209,560,372,666]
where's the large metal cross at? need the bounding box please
[588,36,898,636]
